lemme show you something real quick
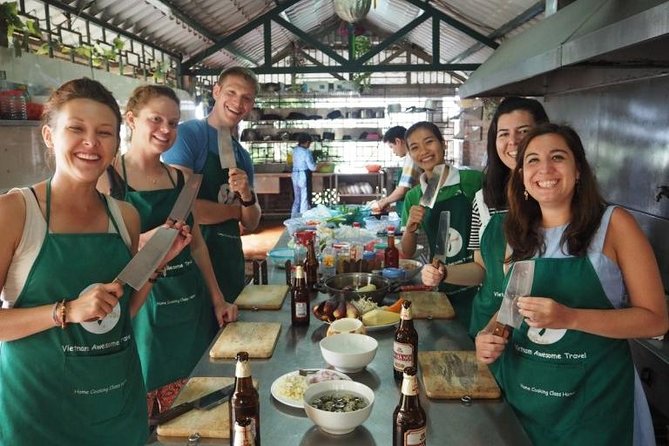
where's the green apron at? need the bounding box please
[0,181,148,445]
[501,257,635,445]
[199,148,245,303]
[468,212,507,339]
[117,158,217,391]
[423,185,477,327]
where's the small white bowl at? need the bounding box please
[319,333,378,373]
[326,317,367,337]
[303,380,374,435]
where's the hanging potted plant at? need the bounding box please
[0,2,24,48]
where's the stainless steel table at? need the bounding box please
[149,231,531,446]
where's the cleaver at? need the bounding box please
[492,260,535,339]
[167,174,203,223]
[217,127,242,204]
[218,127,236,169]
[431,210,450,267]
[408,164,448,233]
[115,226,178,290]
[149,383,235,426]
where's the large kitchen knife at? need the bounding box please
[419,164,447,209]
[408,164,448,233]
[432,210,450,266]
[167,174,203,223]
[149,383,235,426]
[218,127,236,169]
[116,226,179,290]
[492,260,535,339]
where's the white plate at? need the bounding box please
[270,369,351,408]
[364,320,399,331]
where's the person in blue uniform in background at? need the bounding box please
[291,133,316,217]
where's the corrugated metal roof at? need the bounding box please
[30,0,546,81]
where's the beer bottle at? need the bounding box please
[229,352,260,445]
[393,300,418,381]
[304,238,319,291]
[384,226,399,268]
[232,417,256,446]
[291,265,310,326]
[393,366,427,446]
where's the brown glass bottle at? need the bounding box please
[384,226,399,268]
[232,417,256,446]
[304,238,319,291]
[229,352,260,445]
[291,265,310,326]
[393,300,418,381]
[393,366,427,446]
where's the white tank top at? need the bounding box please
[1,188,132,308]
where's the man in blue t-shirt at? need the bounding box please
[162,66,261,302]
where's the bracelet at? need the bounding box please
[51,301,60,326]
[239,191,256,207]
[59,299,67,329]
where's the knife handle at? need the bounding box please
[492,322,511,339]
[149,401,195,426]
[261,260,268,285]
[252,260,260,285]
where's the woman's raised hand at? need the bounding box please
[421,262,445,287]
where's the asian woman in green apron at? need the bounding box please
[400,121,483,326]
[420,98,549,346]
[98,85,238,416]
[0,79,189,445]
[475,124,667,445]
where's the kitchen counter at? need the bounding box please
[148,231,531,446]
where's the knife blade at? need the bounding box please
[149,383,235,426]
[432,210,451,264]
[419,164,447,209]
[493,260,535,338]
[116,226,178,290]
[218,127,237,169]
[167,174,203,223]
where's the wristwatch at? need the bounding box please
[239,191,257,207]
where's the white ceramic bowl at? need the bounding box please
[303,380,375,435]
[319,333,378,373]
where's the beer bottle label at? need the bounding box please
[401,375,419,396]
[403,426,427,446]
[393,341,414,372]
[235,360,251,378]
[295,302,307,318]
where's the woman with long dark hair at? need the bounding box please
[422,97,549,337]
[476,124,667,445]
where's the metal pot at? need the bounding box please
[319,272,400,304]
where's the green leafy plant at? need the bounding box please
[351,35,372,91]
[0,2,24,47]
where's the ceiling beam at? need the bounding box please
[447,0,545,63]
[403,0,499,49]
[190,63,479,76]
[41,0,180,59]
[354,14,430,66]
[182,0,303,70]
[273,15,349,66]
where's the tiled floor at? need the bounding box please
[241,217,285,260]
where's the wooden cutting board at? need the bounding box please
[156,376,258,439]
[399,291,455,319]
[209,322,282,359]
[418,351,500,399]
[234,284,289,310]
